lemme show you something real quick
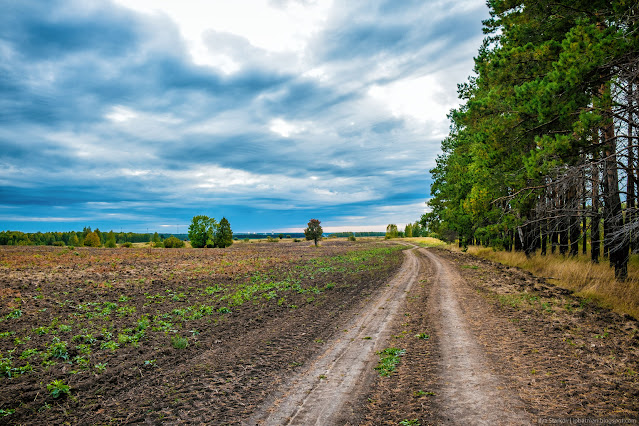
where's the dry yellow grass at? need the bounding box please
[461,246,639,319]
[406,237,449,248]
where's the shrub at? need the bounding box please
[163,236,185,248]
[105,234,117,248]
[348,235,357,241]
[52,241,65,247]
[120,242,133,248]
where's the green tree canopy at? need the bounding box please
[188,215,218,248]
[105,231,117,248]
[215,217,233,248]
[84,231,101,247]
[304,219,323,246]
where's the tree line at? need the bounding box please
[0,228,162,247]
[385,221,426,239]
[423,0,639,280]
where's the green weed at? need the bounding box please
[171,335,188,349]
[375,347,405,377]
[47,379,70,399]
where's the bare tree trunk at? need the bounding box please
[603,113,629,281]
[568,184,580,256]
[559,191,569,256]
[592,150,601,263]
[582,162,587,255]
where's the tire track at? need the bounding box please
[421,248,531,425]
[247,248,421,425]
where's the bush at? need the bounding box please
[163,236,185,248]
[52,241,65,246]
[120,242,133,248]
[348,235,357,241]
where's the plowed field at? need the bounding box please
[0,240,404,424]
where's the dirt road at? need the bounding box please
[248,248,421,425]
[421,248,530,424]
[249,246,531,424]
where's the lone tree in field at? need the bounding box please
[188,215,217,248]
[304,219,323,246]
[214,217,233,248]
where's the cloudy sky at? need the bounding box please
[1,0,488,233]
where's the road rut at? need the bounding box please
[421,248,530,424]
[248,248,421,425]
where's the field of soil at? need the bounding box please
[1,241,638,424]
[0,240,404,424]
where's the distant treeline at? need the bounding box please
[0,229,388,246]
[0,228,184,246]
[329,232,386,237]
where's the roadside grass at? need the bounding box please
[464,246,639,319]
[407,237,448,248]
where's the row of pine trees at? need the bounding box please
[424,0,639,280]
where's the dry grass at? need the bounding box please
[407,237,449,248]
[461,246,639,319]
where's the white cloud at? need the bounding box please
[269,118,307,137]
[106,106,137,122]
[113,0,333,72]
[368,75,455,124]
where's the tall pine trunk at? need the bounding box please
[602,105,629,280]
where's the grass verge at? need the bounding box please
[463,246,639,319]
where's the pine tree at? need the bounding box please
[215,217,233,248]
